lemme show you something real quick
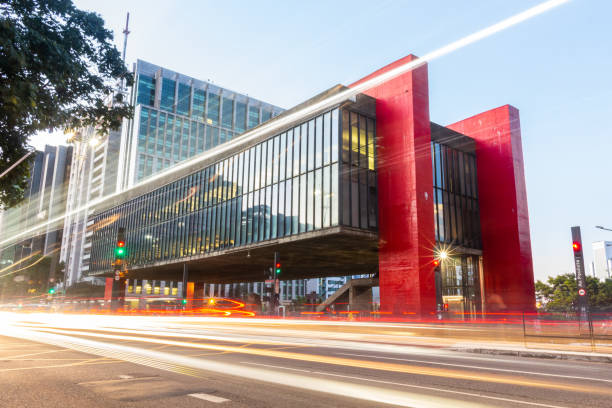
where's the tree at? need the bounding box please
[0,0,133,208]
[536,273,612,313]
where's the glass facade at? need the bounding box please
[432,141,480,249]
[130,61,282,183]
[89,107,359,274]
[340,110,377,230]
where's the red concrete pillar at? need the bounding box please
[448,105,535,312]
[104,278,113,303]
[185,282,195,310]
[351,55,436,316]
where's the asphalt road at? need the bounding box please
[1,313,611,408]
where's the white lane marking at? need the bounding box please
[335,352,612,383]
[311,371,571,408]
[189,393,230,403]
[239,361,571,408]
[118,375,133,379]
[241,361,312,373]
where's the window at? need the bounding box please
[235,101,247,133]
[177,83,191,116]
[192,89,206,119]
[160,78,176,112]
[207,92,220,125]
[222,97,234,129]
[136,74,155,106]
[248,106,260,129]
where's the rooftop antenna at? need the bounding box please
[122,12,130,63]
[121,12,130,91]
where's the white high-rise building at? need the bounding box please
[592,241,612,280]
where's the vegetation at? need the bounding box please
[536,273,612,313]
[0,0,132,208]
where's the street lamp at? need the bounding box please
[596,225,612,232]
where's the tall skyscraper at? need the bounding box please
[0,145,73,284]
[592,241,612,280]
[61,60,283,286]
[118,60,283,189]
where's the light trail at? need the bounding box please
[0,0,570,249]
[14,326,612,394]
[2,325,488,408]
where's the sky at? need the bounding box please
[31,0,612,282]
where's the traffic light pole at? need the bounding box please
[571,226,590,324]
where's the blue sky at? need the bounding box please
[33,0,612,282]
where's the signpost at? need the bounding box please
[571,226,590,325]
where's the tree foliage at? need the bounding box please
[536,273,612,313]
[0,0,133,208]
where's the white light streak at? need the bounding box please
[0,0,569,249]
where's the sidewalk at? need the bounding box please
[449,342,612,363]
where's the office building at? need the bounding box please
[87,55,535,315]
[592,241,612,280]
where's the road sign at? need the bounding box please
[571,226,589,317]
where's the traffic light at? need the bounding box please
[182,299,187,305]
[48,288,55,295]
[115,227,126,259]
[432,259,440,267]
[274,252,281,275]
[572,241,581,253]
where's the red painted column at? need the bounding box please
[448,105,535,312]
[351,55,436,316]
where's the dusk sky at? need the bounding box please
[32,0,612,282]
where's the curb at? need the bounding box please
[449,347,612,363]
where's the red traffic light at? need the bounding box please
[432,259,440,267]
[117,240,125,248]
[276,262,281,268]
[572,241,581,252]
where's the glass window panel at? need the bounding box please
[307,172,314,231]
[136,74,155,106]
[273,135,280,184]
[247,192,253,244]
[253,190,260,242]
[206,92,220,125]
[160,78,175,112]
[293,126,301,175]
[308,120,315,171]
[323,166,331,228]
[341,110,350,163]
[285,129,293,179]
[248,105,260,129]
[278,181,285,237]
[351,112,360,168]
[292,176,299,234]
[271,183,278,239]
[192,89,206,120]
[254,145,261,190]
[259,189,265,242]
[279,133,286,182]
[267,140,274,186]
[331,163,338,226]
[177,83,191,116]
[235,101,247,133]
[331,109,339,163]
[285,178,292,236]
[262,109,271,122]
[299,174,306,233]
[314,168,322,229]
[315,115,323,168]
[323,112,331,166]
[300,123,308,173]
[221,97,234,129]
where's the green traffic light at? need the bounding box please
[48,288,55,294]
[275,268,281,274]
[182,299,187,305]
[115,247,125,257]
